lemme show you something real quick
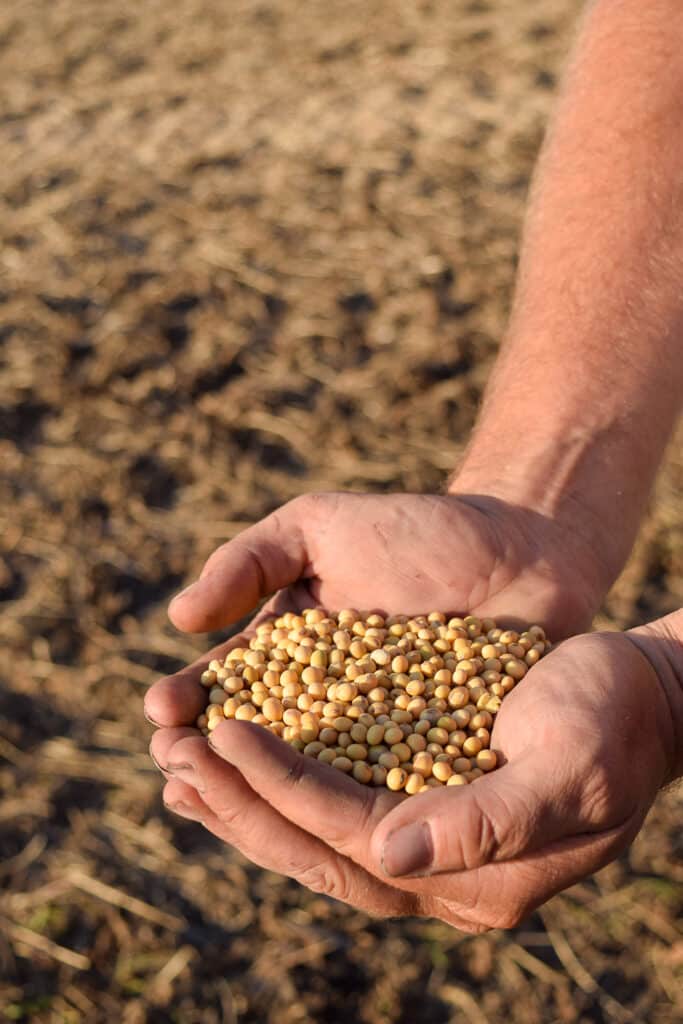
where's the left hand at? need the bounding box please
[148,625,676,931]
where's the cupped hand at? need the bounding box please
[144,489,653,928]
[149,625,675,930]
[162,490,608,646]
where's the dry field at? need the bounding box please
[1,1,681,1021]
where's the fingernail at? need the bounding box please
[382,822,434,877]
[150,750,166,773]
[144,709,163,727]
[166,761,205,792]
[207,725,230,752]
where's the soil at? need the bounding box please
[1,1,681,1022]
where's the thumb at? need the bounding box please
[169,494,320,632]
[371,755,584,879]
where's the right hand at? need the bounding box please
[149,619,681,930]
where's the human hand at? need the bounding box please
[149,624,679,930]
[159,489,609,648]
[146,486,605,794]
[144,491,678,927]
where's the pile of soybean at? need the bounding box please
[198,611,550,794]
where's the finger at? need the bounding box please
[370,752,590,879]
[161,767,636,933]
[207,719,401,868]
[144,633,250,728]
[145,587,307,728]
[163,777,210,823]
[150,726,201,777]
[168,495,325,633]
[163,735,416,917]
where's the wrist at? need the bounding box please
[449,402,655,602]
[627,610,683,785]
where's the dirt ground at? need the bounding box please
[1,0,682,1021]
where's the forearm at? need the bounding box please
[452,0,683,594]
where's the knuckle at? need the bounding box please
[288,494,316,526]
[579,760,624,825]
[286,493,316,517]
[454,792,506,870]
[581,776,609,821]
[332,792,376,857]
[206,789,247,832]
[298,491,324,510]
[296,860,354,903]
[449,897,525,932]
[213,803,243,832]
[472,801,501,866]
[289,491,334,526]
[428,896,495,934]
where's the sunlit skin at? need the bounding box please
[144,494,683,931]
[154,491,613,640]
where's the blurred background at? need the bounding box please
[1,0,681,1021]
